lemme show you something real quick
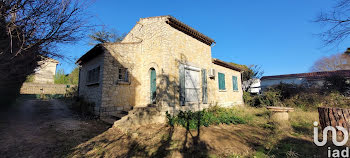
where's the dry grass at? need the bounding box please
[67,107,325,158]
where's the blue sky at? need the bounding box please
[57,0,349,76]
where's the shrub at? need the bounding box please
[244,82,350,110]
[244,90,282,107]
[166,106,246,129]
[323,75,350,95]
[70,97,96,117]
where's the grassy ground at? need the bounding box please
[66,106,332,158]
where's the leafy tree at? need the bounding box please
[88,28,126,45]
[54,69,68,84]
[230,62,264,92]
[323,75,350,95]
[68,67,79,85]
[54,67,79,85]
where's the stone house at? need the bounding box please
[32,57,59,84]
[76,16,244,120]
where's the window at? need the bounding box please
[218,72,225,90]
[179,65,201,105]
[118,68,129,83]
[232,76,238,91]
[150,68,156,104]
[87,66,100,84]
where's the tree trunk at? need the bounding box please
[318,107,350,135]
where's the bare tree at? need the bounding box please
[315,0,350,46]
[0,0,90,105]
[88,28,125,45]
[310,52,350,72]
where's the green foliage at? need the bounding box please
[323,75,350,94]
[229,62,263,81]
[54,67,79,85]
[68,67,79,85]
[166,106,246,130]
[54,69,68,84]
[243,90,282,107]
[24,75,35,82]
[244,83,350,110]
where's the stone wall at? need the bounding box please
[78,53,104,114]
[102,16,243,114]
[100,43,141,116]
[79,16,244,120]
[20,83,73,94]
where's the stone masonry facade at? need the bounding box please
[77,16,244,119]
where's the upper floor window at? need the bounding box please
[87,66,100,84]
[218,72,225,90]
[118,68,129,83]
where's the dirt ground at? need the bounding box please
[68,123,271,158]
[0,98,338,158]
[0,98,110,158]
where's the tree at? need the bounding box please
[54,69,68,84]
[310,52,350,72]
[54,67,79,85]
[323,75,350,95]
[0,0,89,105]
[315,0,350,46]
[68,67,79,85]
[230,62,264,92]
[88,28,126,45]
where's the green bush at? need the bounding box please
[244,90,282,107]
[166,106,246,129]
[323,75,350,95]
[244,82,350,110]
[25,75,35,82]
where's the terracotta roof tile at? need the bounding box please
[261,70,350,80]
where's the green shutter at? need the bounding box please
[150,69,156,103]
[218,73,225,90]
[232,76,238,91]
[202,69,208,104]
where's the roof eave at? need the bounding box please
[166,16,215,46]
[76,44,105,65]
[212,58,244,72]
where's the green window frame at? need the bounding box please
[232,76,238,91]
[218,72,225,90]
